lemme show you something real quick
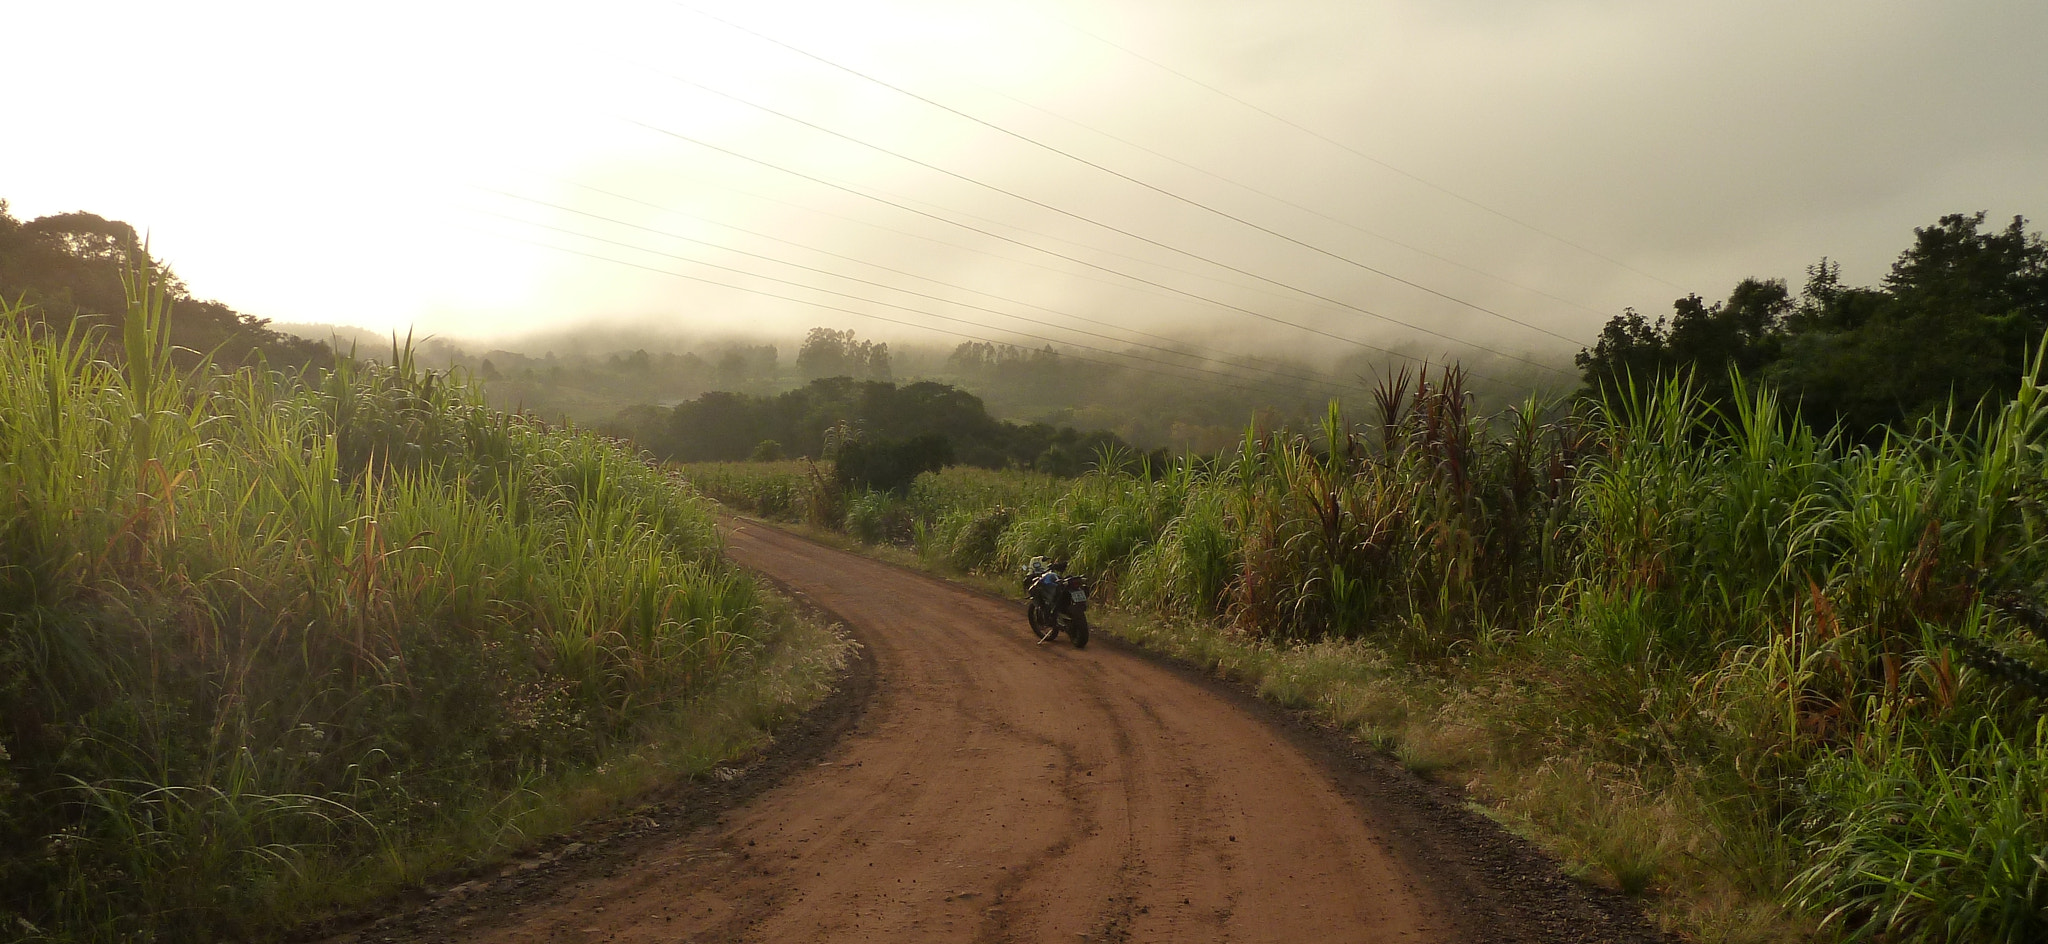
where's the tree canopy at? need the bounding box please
[1577,212,2048,432]
[0,201,330,370]
[797,327,891,382]
[618,376,1161,476]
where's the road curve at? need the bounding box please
[467,519,1455,943]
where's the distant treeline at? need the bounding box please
[1578,211,2048,433]
[939,338,1560,453]
[285,315,1563,454]
[611,376,1163,477]
[0,201,330,369]
[279,324,898,432]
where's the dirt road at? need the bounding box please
[432,519,1656,944]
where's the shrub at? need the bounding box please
[1792,718,2048,943]
[834,434,953,495]
[865,361,2048,938]
[0,275,772,940]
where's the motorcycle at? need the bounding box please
[1023,566,1090,649]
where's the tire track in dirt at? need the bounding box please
[421,518,1660,944]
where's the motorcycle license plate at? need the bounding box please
[1070,589,1088,602]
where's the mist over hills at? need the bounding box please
[0,193,1574,460]
[15,195,2045,461]
[0,204,331,370]
[271,318,1569,453]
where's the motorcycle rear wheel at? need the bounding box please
[1068,612,1089,649]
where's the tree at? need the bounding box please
[1886,213,2048,321]
[1575,281,1785,408]
[22,211,144,263]
[834,434,954,494]
[715,348,749,388]
[1775,213,2048,431]
[1575,307,1671,401]
[1577,212,2048,434]
[798,327,889,381]
[641,377,1146,469]
[798,327,854,380]
[0,203,328,370]
[862,340,892,382]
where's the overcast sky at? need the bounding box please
[5,0,2044,371]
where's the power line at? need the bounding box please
[484,190,1358,397]
[637,75,1574,376]
[593,174,1362,382]
[478,206,1357,399]
[950,71,1615,320]
[477,223,1352,402]
[560,183,1360,393]
[623,116,1550,385]
[600,175,1258,343]
[804,169,1312,309]
[676,4,1586,346]
[1048,13,1685,292]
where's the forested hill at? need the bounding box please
[1578,211,2048,432]
[0,201,330,369]
[612,376,1163,476]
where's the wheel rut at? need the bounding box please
[384,516,1665,944]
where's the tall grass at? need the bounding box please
[0,269,803,940]
[766,362,2048,942]
[679,459,1066,562]
[678,459,842,527]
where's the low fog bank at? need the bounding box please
[273,318,1573,453]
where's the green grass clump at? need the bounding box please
[676,459,842,527]
[679,460,1064,571]
[1792,717,2048,943]
[0,272,830,941]
[775,361,2048,942]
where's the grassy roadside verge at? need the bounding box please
[713,509,1786,941]
[297,597,853,928]
[684,361,2048,944]
[0,278,852,942]
[1089,612,1790,942]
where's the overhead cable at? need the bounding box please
[954,74,1614,319]
[634,80,1573,376]
[480,225,1354,402]
[561,183,1360,392]
[624,116,1551,384]
[675,5,1587,346]
[598,176,1369,381]
[479,207,1363,398]
[1048,13,1685,292]
[486,191,1357,397]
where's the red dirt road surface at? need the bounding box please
[419,519,1659,944]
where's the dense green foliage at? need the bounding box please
[0,278,795,940]
[677,461,832,525]
[708,363,2048,942]
[0,202,330,371]
[834,434,953,495]
[1578,212,2048,433]
[285,316,1561,457]
[939,338,1562,451]
[617,375,1164,475]
[682,460,1064,551]
[796,327,891,382]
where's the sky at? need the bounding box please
[5,0,2045,374]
